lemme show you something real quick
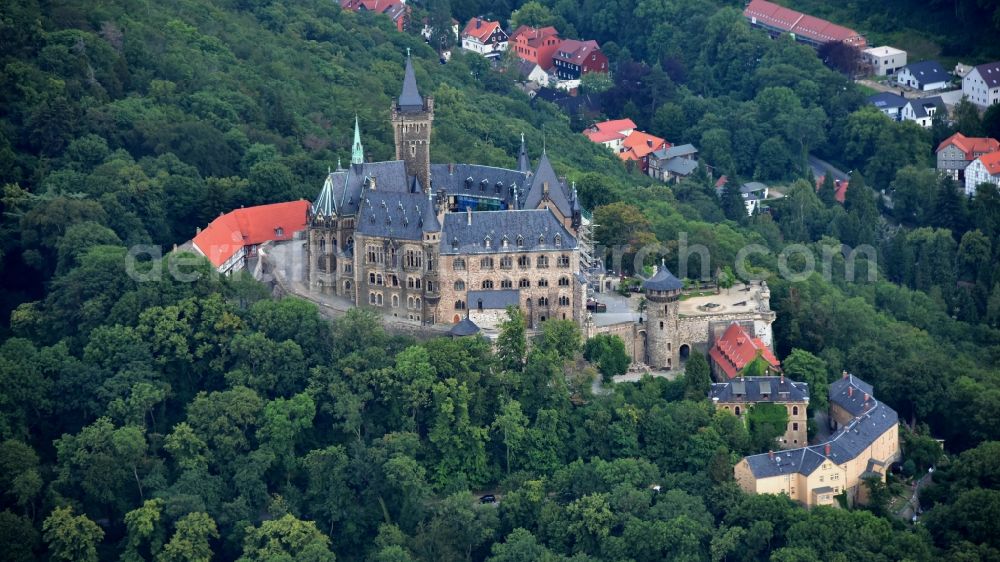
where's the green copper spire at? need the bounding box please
[351,116,364,165]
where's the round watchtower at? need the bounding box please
[643,262,683,369]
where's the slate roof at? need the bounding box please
[907,96,945,118]
[356,191,434,241]
[867,92,907,110]
[468,289,520,309]
[741,182,768,194]
[449,316,481,336]
[429,164,529,208]
[421,190,440,233]
[642,263,683,291]
[973,61,1000,88]
[518,135,531,174]
[665,158,699,175]
[523,152,573,218]
[710,376,808,403]
[398,55,424,112]
[654,144,698,159]
[440,209,577,255]
[552,39,601,66]
[902,60,949,85]
[708,322,781,379]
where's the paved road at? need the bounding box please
[808,154,850,182]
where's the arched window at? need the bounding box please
[518,255,530,268]
[792,406,799,416]
[408,297,414,309]
[734,406,741,416]
[455,300,466,310]
[454,280,465,290]
[391,275,399,287]
[538,278,549,287]
[369,273,376,285]
[558,277,570,286]
[559,296,570,306]
[480,257,494,269]
[453,258,466,270]
[392,295,399,308]
[500,256,513,269]
[415,297,421,308]
[319,238,326,253]
[482,280,494,289]
[537,256,549,268]
[516,235,524,247]
[369,292,376,304]
[538,297,549,306]
[555,234,562,246]
[558,255,571,267]
[376,274,383,285]
[345,280,352,291]
[519,278,530,288]
[376,294,383,305]
[501,279,513,289]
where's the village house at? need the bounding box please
[815,175,849,203]
[896,60,950,91]
[339,0,409,32]
[708,321,780,380]
[862,46,906,76]
[867,92,907,120]
[188,201,310,275]
[648,144,699,183]
[962,61,1000,109]
[618,130,666,174]
[710,375,809,448]
[739,182,770,215]
[900,96,946,128]
[965,152,1000,195]
[734,374,900,508]
[551,39,608,82]
[583,119,637,151]
[509,25,561,70]
[460,17,508,59]
[743,0,866,49]
[936,132,1000,181]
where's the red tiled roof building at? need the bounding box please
[509,25,561,70]
[744,0,866,49]
[191,200,310,274]
[709,322,781,380]
[340,0,410,32]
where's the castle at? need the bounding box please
[305,55,588,329]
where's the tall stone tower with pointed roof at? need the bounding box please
[643,261,683,369]
[392,54,434,192]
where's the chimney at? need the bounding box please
[476,17,482,29]
[825,443,831,456]
[863,393,869,403]
[196,227,202,235]
[848,386,853,398]
[543,181,549,195]
[448,162,454,174]
[842,370,848,379]
[768,450,774,460]
[466,206,472,226]
[780,373,784,384]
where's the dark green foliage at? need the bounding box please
[583,334,630,381]
[747,403,789,452]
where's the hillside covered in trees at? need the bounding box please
[3,0,1000,561]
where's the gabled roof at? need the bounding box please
[654,143,698,160]
[510,25,559,47]
[429,163,528,209]
[590,118,637,135]
[743,0,865,46]
[708,322,780,379]
[866,92,907,110]
[619,131,667,161]
[553,39,602,64]
[461,18,503,43]
[193,201,310,268]
[524,152,573,217]
[583,128,627,144]
[642,263,683,291]
[971,61,1000,88]
[356,191,432,241]
[398,55,424,112]
[906,96,945,119]
[710,376,809,403]
[937,132,1000,159]
[664,158,699,175]
[829,374,876,418]
[815,175,849,203]
[975,152,1000,177]
[901,60,948,84]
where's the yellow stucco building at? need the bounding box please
[733,374,900,507]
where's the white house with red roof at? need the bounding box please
[708,321,781,380]
[583,119,637,151]
[190,200,310,275]
[460,17,508,58]
[340,0,410,32]
[937,132,1000,181]
[965,152,1000,196]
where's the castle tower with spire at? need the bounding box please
[391,52,434,192]
[351,116,364,165]
[643,261,683,369]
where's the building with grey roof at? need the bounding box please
[648,144,700,183]
[306,55,587,329]
[711,376,809,448]
[733,374,900,508]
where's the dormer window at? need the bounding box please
[554,234,561,246]
[538,234,545,245]
[480,179,488,191]
[465,177,473,189]
[495,181,503,194]
[275,227,284,237]
[452,237,459,250]
[516,235,524,247]
[484,235,492,248]
[501,236,509,248]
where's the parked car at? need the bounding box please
[479,494,497,504]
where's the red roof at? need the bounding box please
[936,132,1000,160]
[584,129,626,144]
[554,39,601,63]
[816,175,849,203]
[461,18,501,43]
[979,152,1000,177]
[510,25,559,47]
[192,201,309,268]
[715,175,729,189]
[708,322,781,379]
[744,0,865,47]
[619,130,667,161]
[592,119,637,134]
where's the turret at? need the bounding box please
[391,51,434,194]
[351,116,364,165]
[643,260,683,369]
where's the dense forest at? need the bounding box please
[3,0,1000,560]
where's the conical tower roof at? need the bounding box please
[642,261,683,291]
[351,116,364,165]
[398,53,424,112]
[421,189,440,233]
[312,172,337,218]
[518,133,531,174]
